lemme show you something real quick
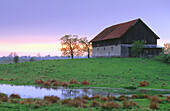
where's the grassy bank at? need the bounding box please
[0,93,169,111]
[0,58,169,89]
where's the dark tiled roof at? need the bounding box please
[91,19,138,42]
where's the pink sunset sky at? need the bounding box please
[0,0,170,57]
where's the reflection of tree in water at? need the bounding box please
[32,86,121,99]
[61,89,81,98]
[82,88,89,93]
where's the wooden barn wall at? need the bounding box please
[121,21,157,44]
[121,46,129,57]
[92,39,120,47]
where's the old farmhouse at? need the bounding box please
[90,18,163,57]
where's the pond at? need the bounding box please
[0,84,126,99]
[0,84,169,99]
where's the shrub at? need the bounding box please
[132,94,138,99]
[158,94,163,97]
[118,95,126,101]
[61,99,70,105]
[35,79,43,84]
[0,96,8,102]
[142,94,149,98]
[149,96,161,103]
[10,99,19,103]
[91,95,100,100]
[51,79,57,83]
[69,79,80,84]
[139,81,149,87]
[0,93,8,102]
[19,99,32,105]
[130,40,145,57]
[34,100,44,106]
[19,99,45,108]
[109,96,116,101]
[102,102,121,109]
[107,93,117,101]
[90,100,101,107]
[13,56,19,63]
[154,48,170,63]
[165,96,170,102]
[10,94,21,99]
[10,78,13,81]
[82,95,90,100]
[43,81,51,86]
[123,100,138,109]
[46,79,51,82]
[81,80,90,85]
[149,101,159,109]
[29,57,35,62]
[19,100,25,104]
[44,96,60,104]
[74,97,87,104]
[100,97,109,102]
[68,97,86,107]
[62,81,69,87]
[53,81,62,86]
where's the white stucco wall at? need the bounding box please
[92,45,121,57]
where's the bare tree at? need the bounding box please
[60,35,82,59]
[79,37,92,58]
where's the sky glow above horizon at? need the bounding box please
[0,0,170,57]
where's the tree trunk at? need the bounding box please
[70,44,73,59]
[71,48,73,59]
[71,52,73,59]
[87,47,90,58]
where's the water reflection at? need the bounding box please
[0,84,121,99]
[0,84,169,99]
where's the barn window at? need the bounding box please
[104,47,105,50]
[111,47,113,51]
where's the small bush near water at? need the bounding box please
[82,95,91,100]
[35,79,90,87]
[123,100,138,109]
[9,94,21,99]
[102,102,121,109]
[0,93,8,102]
[139,81,149,87]
[90,100,101,107]
[165,96,170,102]
[0,92,170,110]
[67,97,87,108]
[69,78,80,84]
[81,80,90,85]
[44,96,60,103]
[149,101,159,109]
[149,96,161,110]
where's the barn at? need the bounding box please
[90,18,163,57]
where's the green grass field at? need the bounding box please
[0,58,170,110]
[0,58,169,89]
